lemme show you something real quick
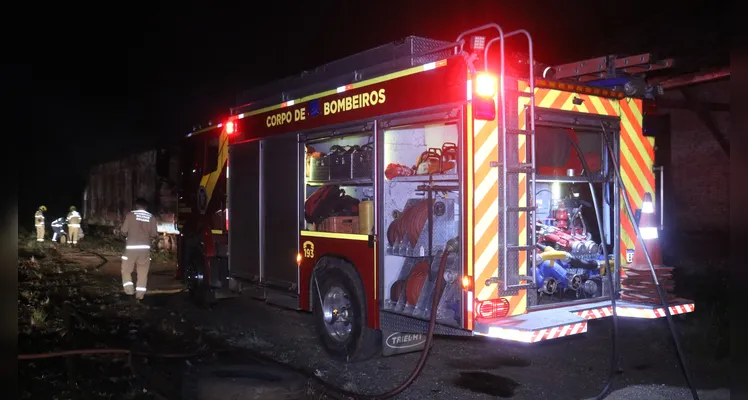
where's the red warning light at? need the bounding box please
[226,120,235,134]
[475,72,497,98]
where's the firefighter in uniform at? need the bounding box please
[51,217,65,242]
[35,206,47,242]
[66,206,82,245]
[120,198,159,300]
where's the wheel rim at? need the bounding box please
[321,286,353,342]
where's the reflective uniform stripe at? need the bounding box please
[69,224,81,227]
[123,282,133,287]
[136,287,147,292]
[126,245,151,249]
[121,256,129,260]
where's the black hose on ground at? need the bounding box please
[562,137,619,400]
[598,126,699,400]
[320,238,458,400]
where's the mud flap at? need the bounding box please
[381,330,427,357]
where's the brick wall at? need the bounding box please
[657,79,729,235]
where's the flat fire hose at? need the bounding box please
[597,125,699,400]
[314,238,458,400]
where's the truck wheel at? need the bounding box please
[312,262,380,362]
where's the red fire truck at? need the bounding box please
[176,24,695,361]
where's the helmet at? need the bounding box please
[39,205,47,212]
[69,206,77,212]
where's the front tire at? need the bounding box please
[312,261,379,362]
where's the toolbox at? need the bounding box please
[330,144,373,180]
[318,216,360,233]
[309,155,331,181]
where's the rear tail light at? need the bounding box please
[475,298,510,319]
[226,120,235,134]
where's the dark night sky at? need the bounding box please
[21,0,728,223]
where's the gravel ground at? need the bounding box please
[158,293,728,400]
[21,235,728,400]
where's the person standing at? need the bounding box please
[66,206,82,245]
[35,206,47,242]
[120,198,159,301]
[51,217,65,242]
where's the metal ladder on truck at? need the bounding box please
[487,28,538,293]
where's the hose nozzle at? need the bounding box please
[445,237,460,253]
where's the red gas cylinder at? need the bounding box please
[554,202,569,230]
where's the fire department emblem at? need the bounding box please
[302,241,315,258]
[197,186,208,215]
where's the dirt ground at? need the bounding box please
[18,234,729,400]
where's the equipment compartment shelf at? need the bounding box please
[389,174,459,183]
[306,178,374,186]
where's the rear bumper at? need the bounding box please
[473,298,695,343]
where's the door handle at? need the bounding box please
[653,166,664,230]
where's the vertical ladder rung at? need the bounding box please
[506,206,536,212]
[506,128,535,136]
[507,164,534,173]
[489,162,534,173]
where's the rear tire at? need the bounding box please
[312,261,380,362]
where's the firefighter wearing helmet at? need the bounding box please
[120,198,159,301]
[66,206,82,245]
[35,206,47,242]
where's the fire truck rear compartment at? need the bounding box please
[525,120,615,309]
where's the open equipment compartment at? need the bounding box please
[303,129,375,234]
[380,121,464,328]
[528,121,617,308]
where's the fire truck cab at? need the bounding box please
[177,24,695,361]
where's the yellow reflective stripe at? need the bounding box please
[238,59,449,118]
[211,230,223,235]
[300,231,369,241]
